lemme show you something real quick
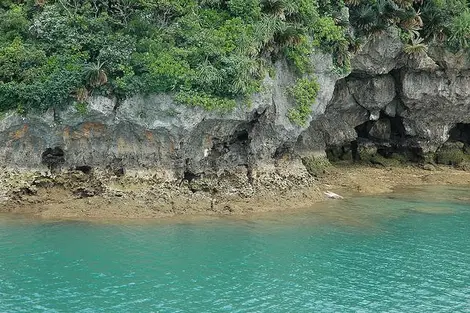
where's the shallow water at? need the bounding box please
[1,186,470,312]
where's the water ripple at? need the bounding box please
[1,187,470,312]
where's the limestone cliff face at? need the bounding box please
[0,52,343,178]
[0,28,469,178]
[297,28,470,162]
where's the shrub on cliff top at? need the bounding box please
[0,0,350,115]
[348,0,470,54]
[1,0,467,116]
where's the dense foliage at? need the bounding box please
[0,0,469,125]
[0,0,347,118]
[347,0,470,55]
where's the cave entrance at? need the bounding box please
[207,128,251,164]
[448,123,470,144]
[355,114,406,142]
[325,115,417,164]
[41,147,65,172]
[194,123,254,183]
[434,123,470,166]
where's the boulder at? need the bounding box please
[351,27,404,75]
[369,119,391,140]
[347,75,396,111]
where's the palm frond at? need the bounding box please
[275,25,305,48]
[344,0,362,6]
[84,60,107,88]
[196,60,222,87]
[403,29,428,56]
[261,0,290,20]
[350,4,378,31]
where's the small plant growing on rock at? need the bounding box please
[74,87,89,102]
[74,102,88,115]
[287,77,320,127]
[403,30,428,57]
[16,104,26,116]
[302,155,331,177]
[85,60,107,88]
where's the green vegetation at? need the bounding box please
[347,0,470,54]
[435,142,470,166]
[302,155,331,177]
[360,152,406,167]
[287,77,320,126]
[74,101,88,115]
[174,90,236,112]
[403,30,428,57]
[0,0,468,121]
[0,0,349,117]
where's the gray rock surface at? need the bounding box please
[1,27,470,179]
[369,119,391,140]
[298,28,470,161]
[0,50,343,180]
[347,75,396,111]
[351,27,404,75]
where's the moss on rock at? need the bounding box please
[302,155,331,177]
[435,142,470,166]
[423,152,437,164]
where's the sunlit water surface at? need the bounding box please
[1,186,469,312]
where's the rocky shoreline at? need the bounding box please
[1,27,469,220]
[0,159,319,219]
[1,28,469,187]
[1,163,469,220]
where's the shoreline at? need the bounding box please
[1,164,470,221]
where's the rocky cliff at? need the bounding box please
[1,28,469,184]
[299,28,470,167]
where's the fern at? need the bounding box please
[403,30,428,56]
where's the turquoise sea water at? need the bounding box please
[1,186,469,312]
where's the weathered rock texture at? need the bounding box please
[0,51,344,183]
[1,28,470,183]
[297,28,470,164]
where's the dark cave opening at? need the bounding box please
[389,116,407,141]
[354,121,374,139]
[448,123,470,144]
[234,129,249,142]
[326,114,421,163]
[273,143,293,160]
[75,165,93,174]
[186,125,253,186]
[41,147,65,172]
[208,128,251,164]
[354,113,407,142]
[433,123,470,166]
